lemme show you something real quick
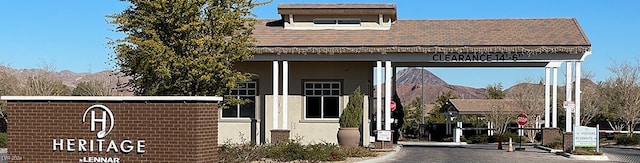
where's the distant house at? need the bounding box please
[218,3,591,145]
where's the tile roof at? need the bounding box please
[278,3,396,9]
[253,18,590,54]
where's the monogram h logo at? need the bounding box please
[82,104,115,139]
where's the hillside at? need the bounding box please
[392,68,487,104]
[0,66,131,95]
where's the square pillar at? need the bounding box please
[376,61,382,131]
[272,60,279,130]
[544,67,551,128]
[384,60,392,130]
[575,61,582,125]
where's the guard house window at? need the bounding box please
[223,81,257,118]
[313,19,361,25]
[304,81,340,119]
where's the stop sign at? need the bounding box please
[517,113,528,126]
[390,101,396,111]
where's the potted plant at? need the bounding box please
[338,86,364,147]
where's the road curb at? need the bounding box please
[356,145,402,163]
[534,145,609,161]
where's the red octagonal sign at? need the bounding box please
[517,113,528,126]
[390,101,396,112]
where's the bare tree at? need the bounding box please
[72,79,112,96]
[599,60,640,136]
[506,78,545,141]
[484,101,516,135]
[578,71,606,126]
[21,65,71,96]
[0,69,20,125]
[0,69,20,96]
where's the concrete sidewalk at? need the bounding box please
[355,141,468,163]
[534,144,609,161]
[398,141,468,147]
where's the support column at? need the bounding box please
[552,67,558,128]
[535,115,540,129]
[282,60,288,129]
[384,60,392,131]
[544,67,551,128]
[487,121,493,136]
[575,61,582,126]
[376,61,382,131]
[272,60,279,130]
[566,62,573,132]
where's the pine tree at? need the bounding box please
[109,0,267,96]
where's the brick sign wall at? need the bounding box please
[3,97,220,163]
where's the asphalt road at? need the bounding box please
[388,144,588,163]
[604,146,640,163]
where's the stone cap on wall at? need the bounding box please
[0,96,223,102]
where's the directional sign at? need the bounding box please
[517,113,528,126]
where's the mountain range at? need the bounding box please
[3,66,591,105]
[393,68,487,104]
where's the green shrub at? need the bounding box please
[219,139,375,162]
[340,146,376,158]
[305,143,345,161]
[339,87,364,128]
[466,135,488,144]
[615,134,640,145]
[0,133,6,148]
[486,133,528,143]
[264,140,306,162]
[218,142,265,163]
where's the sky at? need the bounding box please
[1,0,639,88]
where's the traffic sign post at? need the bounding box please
[517,113,528,126]
[516,113,528,151]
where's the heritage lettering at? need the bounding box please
[53,139,145,154]
[432,54,519,62]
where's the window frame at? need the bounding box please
[222,81,258,119]
[302,80,343,120]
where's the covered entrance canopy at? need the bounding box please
[242,3,591,144]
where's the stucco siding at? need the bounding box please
[234,61,373,144]
[218,122,257,144]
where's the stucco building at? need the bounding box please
[218,3,591,146]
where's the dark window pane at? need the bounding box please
[323,83,330,88]
[315,90,321,95]
[305,83,313,88]
[239,97,255,118]
[314,83,321,88]
[222,105,238,118]
[314,19,336,24]
[324,97,340,118]
[338,19,360,24]
[332,90,339,95]
[323,90,330,95]
[248,83,256,88]
[230,90,238,95]
[332,83,339,88]
[306,97,321,118]
[305,90,313,95]
[248,90,256,95]
[239,90,247,95]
